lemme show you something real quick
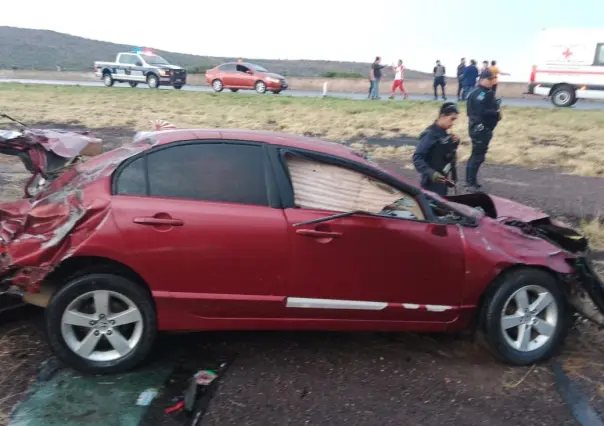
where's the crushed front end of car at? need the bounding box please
[446,192,604,325]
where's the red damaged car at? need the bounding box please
[1,126,603,374]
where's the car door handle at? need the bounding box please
[133,217,184,226]
[296,229,342,238]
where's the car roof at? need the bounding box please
[146,128,364,161]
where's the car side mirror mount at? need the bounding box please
[135,62,143,67]
[427,223,448,237]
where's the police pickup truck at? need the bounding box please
[94,49,187,89]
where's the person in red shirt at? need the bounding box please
[389,59,408,100]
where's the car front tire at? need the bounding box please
[255,80,267,94]
[483,268,569,365]
[147,74,159,89]
[45,273,157,374]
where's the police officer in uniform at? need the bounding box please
[412,102,460,196]
[465,68,502,191]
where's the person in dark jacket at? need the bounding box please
[465,69,502,191]
[461,59,479,100]
[412,102,460,196]
[456,58,466,101]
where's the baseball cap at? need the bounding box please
[480,69,494,80]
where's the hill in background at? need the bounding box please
[0,26,432,79]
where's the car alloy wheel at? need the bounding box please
[147,75,159,89]
[61,289,144,362]
[212,79,223,92]
[103,74,114,87]
[483,268,569,365]
[255,81,267,94]
[500,285,558,352]
[46,273,157,374]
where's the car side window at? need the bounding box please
[236,64,250,73]
[595,44,604,66]
[115,156,147,195]
[219,64,236,72]
[284,154,425,220]
[119,54,133,65]
[144,143,269,206]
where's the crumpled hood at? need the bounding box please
[445,192,549,223]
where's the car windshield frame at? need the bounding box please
[143,54,170,65]
[248,63,268,73]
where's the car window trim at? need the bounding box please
[111,139,282,208]
[271,146,436,223]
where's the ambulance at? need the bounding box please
[527,28,604,107]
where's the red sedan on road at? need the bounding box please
[205,62,288,94]
[0,128,602,374]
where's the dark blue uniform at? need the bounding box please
[412,122,458,196]
[465,85,501,187]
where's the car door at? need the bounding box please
[130,54,147,82]
[110,141,291,323]
[235,64,255,89]
[219,64,237,87]
[115,54,134,80]
[277,150,466,325]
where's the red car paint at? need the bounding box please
[205,62,288,93]
[0,129,586,334]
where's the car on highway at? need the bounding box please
[1,126,603,374]
[94,49,187,90]
[205,62,288,94]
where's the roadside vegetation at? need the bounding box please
[1,83,603,178]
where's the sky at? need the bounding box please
[1,0,603,81]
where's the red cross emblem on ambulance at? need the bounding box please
[562,48,573,59]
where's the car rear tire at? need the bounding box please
[255,80,267,94]
[230,88,239,92]
[551,85,576,107]
[129,82,138,88]
[45,273,157,375]
[103,73,114,87]
[212,79,224,92]
[173,85,183,90]
[147,74,160,89]
[483,268,569,365]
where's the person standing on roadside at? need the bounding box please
[457,58,466,101]
[489,60,510,95]
[370,56,386,99]
[389,59,408,100]
[465,69,502,191]
[433,60,447,100]
[461,59,479,100]
[412,102,461,196]
[368,67,374,99]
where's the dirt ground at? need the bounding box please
[1,124,604,425]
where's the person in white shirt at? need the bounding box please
[389,59,408,100]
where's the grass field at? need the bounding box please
[1,83,604,177]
